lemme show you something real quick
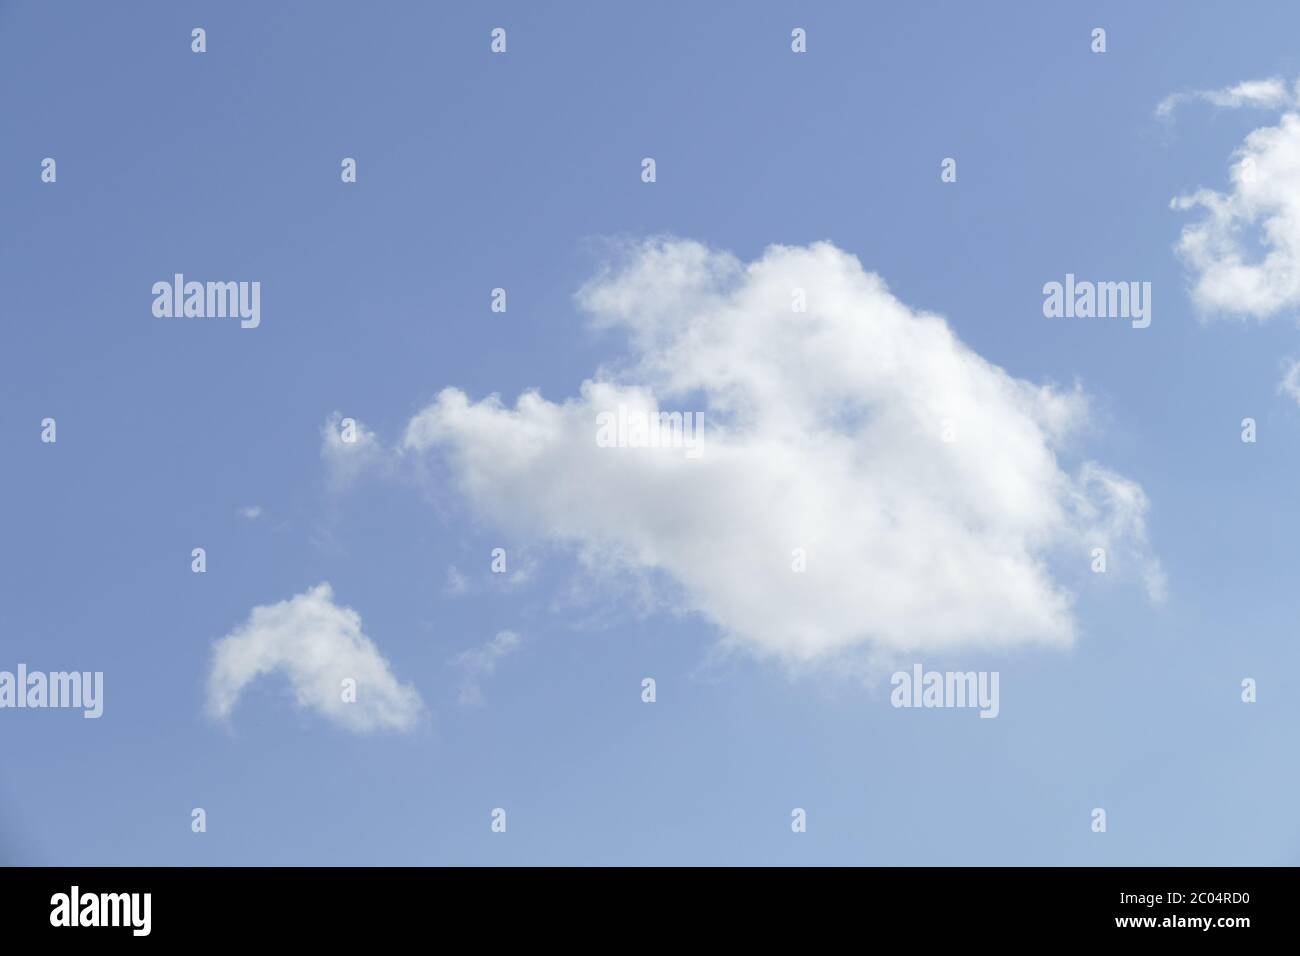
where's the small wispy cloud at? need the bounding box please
[444,565,469,596]
[1157,77,1295,120]
[452,630,523,706]
[1279,359,1300,405]
[320,411,385,491]
[505,553,537,589]
[238,505,263,520]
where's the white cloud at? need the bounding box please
[1073,463,1167,603]
[1157,77,1294,120]
[1280,358,1300,405]
[320,411,384,491]
[441,560,534,597]
[1171,96,1300,321]
[238,505,263,520]
[504,552,537,589]
[206,582,423,732]
[444,565,469,596]
[400,239,1161,664]
[452,630,522,705]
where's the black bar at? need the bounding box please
[0,866,1273,941]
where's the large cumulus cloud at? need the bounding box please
[399,239,1161,663]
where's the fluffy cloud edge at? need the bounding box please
[206,582,423,733]
[1168,78,1300,323]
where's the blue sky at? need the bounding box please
[3,1,1300,865]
